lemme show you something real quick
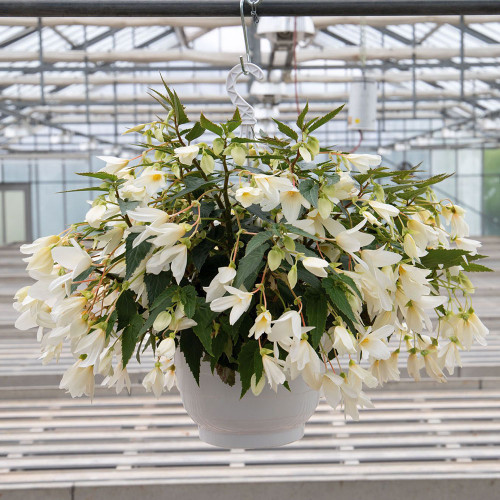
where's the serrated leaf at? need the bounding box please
[151,286,178,311]
[238,339,260,398]
[246,205,274,223]
[253,347,264,384]
[200,113,223,136]
[299,179,319,207]
[185,121,205,142]
[169,176,220,203]
[193,300,216,355]
[304,288,328,348]
[105,310,117,339]
[462,262,493,272]
[307,105,344,133]
[125,233,152,280]
[420,248,471,270]
[322,276,357,325]
[116,289,137,332]
[233,242,269,289]
[76,171,119,182]
[226,108,242,133]
[144,271,172,306]
[179,328,204,385]
[59,186,109,194]
[332,272,362,300]
[191,239,212,272]
[121,314,144,368]
[297,102,309,130]
[245,231,274,256]
[272,119,298,141]
[118,198,140,216]
[179,285,197,318]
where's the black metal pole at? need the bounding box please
[0,0,499,17]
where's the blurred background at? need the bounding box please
[1,6,500,499]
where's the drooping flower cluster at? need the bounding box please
[13,87,489,419]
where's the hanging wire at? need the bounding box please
[239,0,262,74]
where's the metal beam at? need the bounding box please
[0,0,499,17]
[0,27,37,49]
[320,29,356,46]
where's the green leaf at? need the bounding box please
[245,231,274,256]
[238,339,260,398]
[70,266,95,294]
[191,239,212,272]
[253,347,264,384]
[283,223,322,241]
[272,119,298,141]
[76,171,119,182]
[59,186,109,194]
[299,179,319,208]
[179,285,197,318]
[160,78,189,125]
[461,262,494,272]
[332,272,362,300]
[322,276,357,325]
[117,198,140,216]
[193,300,216,355]
[304,288,328,348]
[233,242,270,289]
[105,310,117,339]
[420,248,471,270]
[122,314,144,368]
[307,104,345,133]
[116,289,138,332]
[200,113,223,136]
[179,328,204,385]
[144,271,172,307]
[125,233,152,280]
[246,205,274,223]
[226,108,242,133]
[185,121,205,142]
[297,102,309,130]
[211,329,230,365]
[151,285,178,311]
[169,176,219,203]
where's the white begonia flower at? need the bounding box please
[454,237,481,256]
[398,263,432,301]
[344,153,381,174]
[323,172,358,204]
[163,363,176,391]
[85,204,106,228]
[20,235,60,256]
[370,350,400,385]
[407,352,424,381]
[96,226,124,258]
[74,328,106,368]
[157,337,175,359]
[234,186,263,208]
[438,340,462,375]
[133,167,167,195]
[450,311,489,350]
[279,187,311,223]
[230,145,247,166]
[146,244,187,284]
[422,348,446,383]
[153,311,172,332]
[51,296,87,327]
[253,174,293,211]
[203,266,237,303]
[399,293,447,333]
[102,361,131,395]
[288,337,321,373]
[441,204,469,238]
[210,285,253,325]
[403,233,427,261]
[97,156,130,176]
[321,372,344,409]
[332,325,357,356]
[249,310,272,339]
[407,217,439,250]
[358,325,393,360]
[127,206,169,225]
[119,183,148,202]
[144,222,188,249]
[324,218,374,254]
[367,200,399,225]
[174,145,199,165]
[302,256,329,278]
[363,211,381,226]
[360,247,402,269]
[59,359,95,398]
[347,360,379,393]
[268,310,302,345]
[262,354,286,392]
[24,245,54,275]
[318,197,333,219]
[299,145,312,162]
[169,304,197,332]
[52,239,92,280]
[142,365,166,398]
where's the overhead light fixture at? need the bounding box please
[257,17,315,48]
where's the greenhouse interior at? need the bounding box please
[1,1,500,498]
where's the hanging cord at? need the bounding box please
[293,17,300,114]
[349,130,363,153]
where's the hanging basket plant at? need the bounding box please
[14,84,490,445]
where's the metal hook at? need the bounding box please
[239,0,262,74]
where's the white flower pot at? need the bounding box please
[175,350,320,449]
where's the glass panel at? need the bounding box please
[3,160,30,183]
[4,190,26,243]
[483,149,500,236]
[457,149,482,236]
[38,182,65,237]
[430,149,457,202]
